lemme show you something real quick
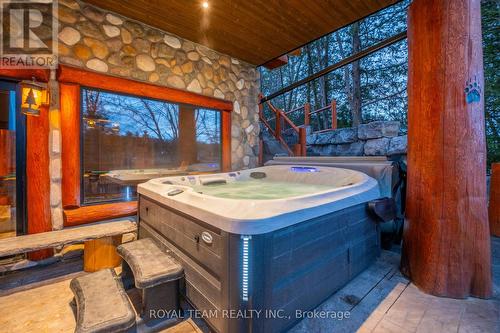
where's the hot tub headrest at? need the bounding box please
[200,177,227,186]
[265,156,399,198]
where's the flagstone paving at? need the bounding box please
[0,238,498,332]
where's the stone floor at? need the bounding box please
[290,237,500,333]
[0,238,498,333]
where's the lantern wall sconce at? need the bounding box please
[20,77,49,116]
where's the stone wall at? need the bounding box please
[56,0,260,170]
[43,0,261,230]
[306,121,407,157]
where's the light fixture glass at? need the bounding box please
[86,119,96,128]
[20,78,48,116]
[111,122,120,132]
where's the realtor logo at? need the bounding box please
[0,0,58,68]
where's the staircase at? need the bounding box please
[258,94,338,165]
[260,124,289,163]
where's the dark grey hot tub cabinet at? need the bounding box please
[138,195,380,333]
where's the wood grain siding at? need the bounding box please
[57,65,233,111]
[84,0,397,65]
[60,83,80,209]
[63,201,137,227]
[401,0,492,298]
[26,105,52,260]
[489,163,500,236]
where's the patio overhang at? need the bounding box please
[83,0,399,66]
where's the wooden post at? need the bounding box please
[275,111,281,140]
[221,111,232,172]
[401,0,492,298]
[304,103,310,126]
[27,105,52,260]
[298,127,307,156]
[60,83,81,209]
[331,100,337,130]
[490,163,500,236]
[84,235,122,272]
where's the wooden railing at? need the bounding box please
[258,94,338,164]
[258,94,307,160]
[308,100,337,133]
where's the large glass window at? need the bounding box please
[259,0,410,131]
[81,88,221,204]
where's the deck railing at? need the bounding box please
[308,100,337,133]
[258,94,338,163]
[258,93,306,158]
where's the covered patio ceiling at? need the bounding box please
[83,0,399,66]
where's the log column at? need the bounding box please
[401,0,492,298]
[27,105,52,260]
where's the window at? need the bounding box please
[81,88,221,204]
[259,0,410,130]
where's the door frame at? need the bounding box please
[0,78,26,235]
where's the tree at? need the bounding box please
[350,22,362,126]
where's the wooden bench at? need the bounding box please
[0,220,137,272]
[70,268,136,333]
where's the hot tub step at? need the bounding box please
[117,238,184,321]
[70,269,136,333]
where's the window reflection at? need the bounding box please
[82,88,221,204]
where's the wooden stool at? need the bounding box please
[84,235,122,272]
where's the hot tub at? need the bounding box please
[137,165,382,332]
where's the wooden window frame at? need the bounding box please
[0,69,52,259]
[58,65,233,226]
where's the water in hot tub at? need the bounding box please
[192,179,334,200]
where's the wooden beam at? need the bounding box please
[0,68,49,82]
[490,163,500,236]
[221,111,232,171]
[26,105,52,260]
[401,0,491,298]
[60,83,81,209]
[63,201,137,227]
[57,65,233,111]
[263,55,288,70]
